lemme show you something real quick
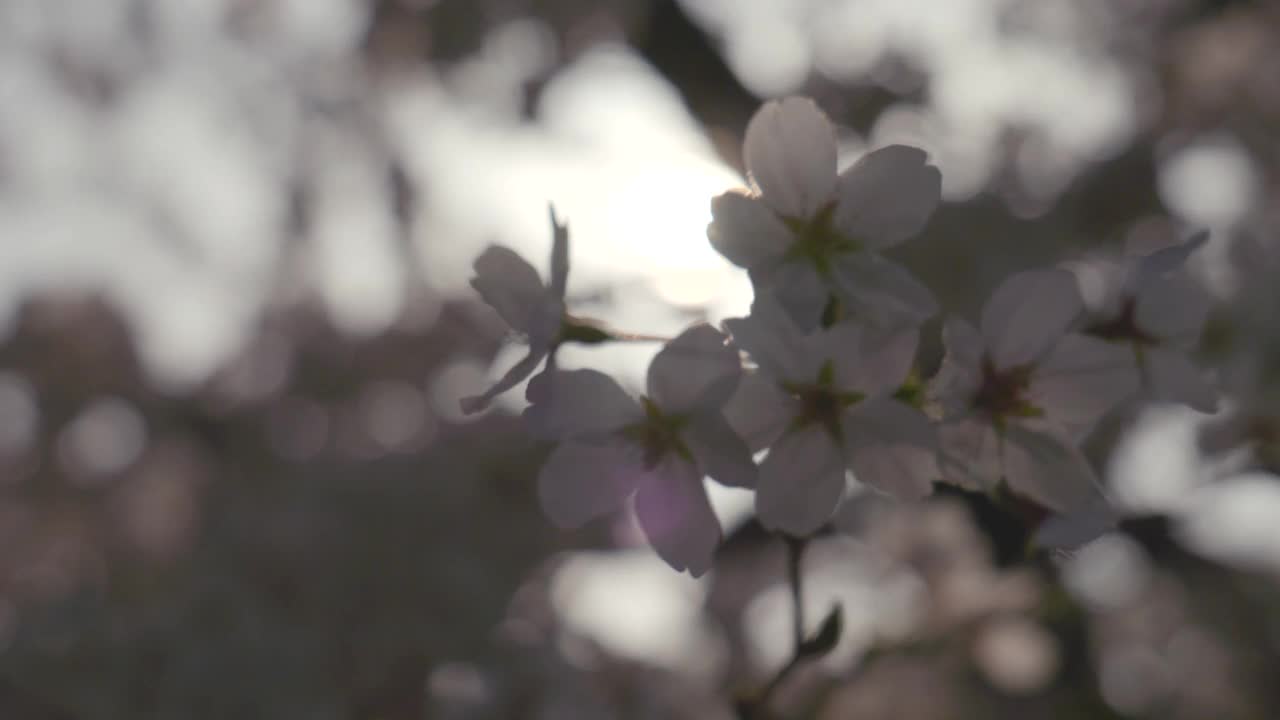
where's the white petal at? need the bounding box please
[756,425,847,536]
[523,369,642,440]
[1003,422,1103,513]
[1028,334,1140,440]
[1032,498,1117,550]
[830,252,938,328]
[743,97,838,219]
[538,438,644,528]
[844,325,919,395]
[1134,274,1210,345]
[834,145,941,249]
[982,268,1082,370]
[470,244,550,333]
[749,259,832,334]
[842,398,938,500]
[647,324,741,414]
[708,191,792,268]
[634,457,723,577]
[548,206,570,298]
[682,413,758,489]
[460,349,547,415]
[1142,346,1218,412]
[721,371,798,452]
[724,293,812,383]
[1133,231,1207,279]
[937,418,1002,492]
[930,317,985,415]
[804,321,862,387]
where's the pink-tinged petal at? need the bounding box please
[461,349,547,415]
[1142,347,1218,413]
[1028,333,1140,440]
[844,325,919,396]
[548,205,570,299]
[1003,422,1103,513]
[930,317,984,415]
[750,259,832,334]
[834,145,942,249]
[756,425,847,535]
[724,293,813,384]
[842,398,938,500]
[538,438,644,528]
[634,457,723,577]
[743,97,838,220]
[721,371,798,452]
[1067,256,1128,318]
[648,324,741,413]
[681,413,758,489]
[830,253,938,328]
[1134,274,1211,345]
[981,268,1082,370]
[937,418,1002,492]
[470,244,550,333]
[708,191,793,268]
[524,369,642,440]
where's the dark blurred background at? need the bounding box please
[1,0,1279,717]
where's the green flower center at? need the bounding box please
[782,203,862,277]
[620,397,693,469]
[784,361,865,440]
[973,358,1041,427]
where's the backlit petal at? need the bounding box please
[834,145,941,249]
[982,268,1082,370]
[634,457,723,577]
[538,438,644,528]
[647,324,741,414]
[708,191,793,268]
[756,425,847,535]
[743,97,838,219]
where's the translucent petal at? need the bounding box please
[842,398,938,500]
[681,413,759,489]
[929,317,984,415]
[1134,274,1210,345]
[647,324,741,414]
[839,325,918,395]
[830,253,938,329]
[743,97,838,220]
[1003,422,1103,513]
[937,418,1002,492]
[749,259,831,334]
[1143,346,1218,413]
[708,191,792,268]
[470,244,549,333]
[834,145,942,249]
[538,438,644,528]
[724,293,812,384]
[756,425,847,536]
[1028,333,1140,440]
[634,457,723,577]
[721,371,797,452]
[523,368,641,440]
[981,268,1082,370]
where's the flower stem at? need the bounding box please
[739,535,810,719]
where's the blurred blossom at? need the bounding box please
[1158,135,1261,230]
[972,616,1059,695]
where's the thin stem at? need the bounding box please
[742,535,810,719]
[606,330,673,343]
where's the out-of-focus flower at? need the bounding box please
[1073,232,1217,412]
[931,269,1139,513]
[708,97,941,331]
[524,325,755,576]
[462,207,572,414]
[722,296,937,536]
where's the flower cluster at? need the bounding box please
[463,97,1218,576]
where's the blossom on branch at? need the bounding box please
[722,296,937,536]
[931,269,1139,513]
[708,97,941,331]
[523,325,756,576]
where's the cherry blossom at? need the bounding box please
[931,269,1140,513]
[461,208,576,414]
[523,324,755,576]
[722,296,937,536]
[707,97,941,331]
[1072,232,1217,412]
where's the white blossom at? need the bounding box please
[932,269,1140,513]
[524,324,755,576]
[722,296,937,536]
[461,208,571,414]
[708,97,941,331]
[1072,232,1217,412]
